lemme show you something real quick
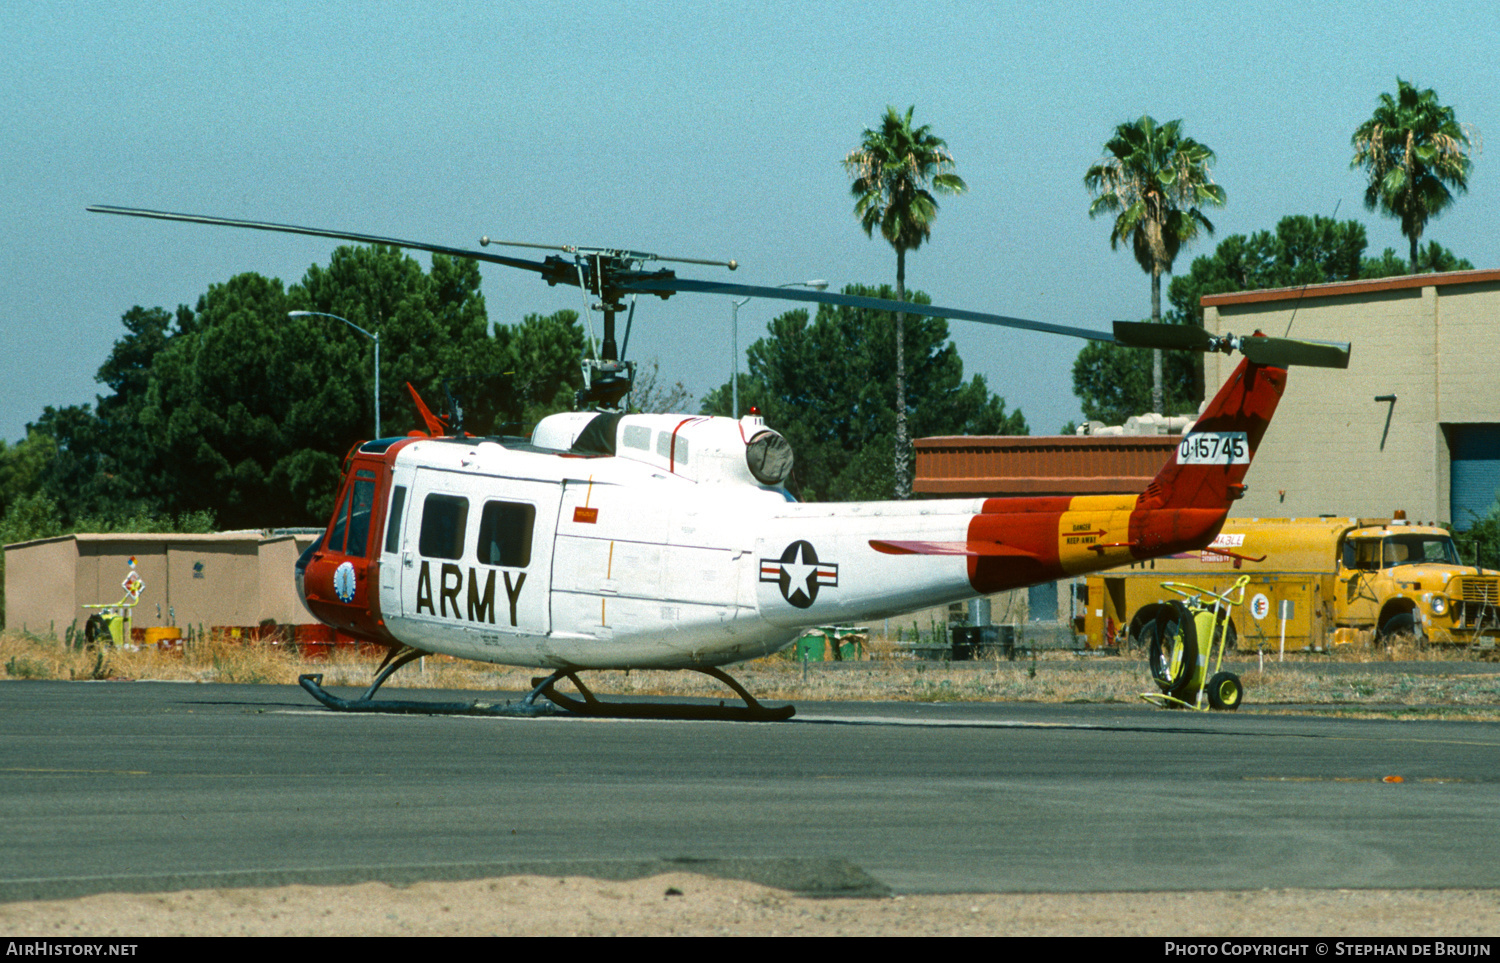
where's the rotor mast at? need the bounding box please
[480,238,738,411]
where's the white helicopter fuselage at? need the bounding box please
[299,357,1285,671]
[359,413,985,669]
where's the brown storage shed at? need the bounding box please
[4,531,318,637]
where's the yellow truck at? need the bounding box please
[1083,515,1500,652]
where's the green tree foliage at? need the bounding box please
[845,106,967,499]
[0,431,58,522]
[1360,241,1474,278]
[495,310,586,430]
[14,246,582,533]
[1351,78,1475,272]
[1071,336,1200,427]
[1166,215,1370,327]
[1167,215,1475,329]
[1086,115,1225,414]
[1451,503,1500,571]
[700,285,1026,502]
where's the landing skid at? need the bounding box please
[296,647,794,722]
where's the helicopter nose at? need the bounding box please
[295,533,324,619]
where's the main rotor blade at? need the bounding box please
[88,205,557,277]
[623,277,1116,344]
[1112,320,1215,351]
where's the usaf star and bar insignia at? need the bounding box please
[760,540,839,609]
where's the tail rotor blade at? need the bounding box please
[1114,321,1351,369]
[1240,335,1351,369]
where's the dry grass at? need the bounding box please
[1304,633,1495,664]
[2,628,1497,718]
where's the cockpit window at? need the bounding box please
[328,487,351,554]
[419,494,469,560]
[345,471,377,557]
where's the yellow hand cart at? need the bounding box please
[1140,574,1249,711]
[81,566,145,648]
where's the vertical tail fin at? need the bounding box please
[1137,358,1286,511]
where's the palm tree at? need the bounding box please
[1086,116,1225,415]
[1351,78,1474,273]
[844,106,967,499]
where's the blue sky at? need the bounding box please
[4,0,1497,445]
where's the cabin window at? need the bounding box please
[383,485,407,554]
[656,431,688,465]
[345,471,378,557]
[419,494,469,560]
[623,425,651,451]
[477,500,535,569]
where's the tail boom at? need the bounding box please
[963,357,1286,595]
[756,358,1288,628]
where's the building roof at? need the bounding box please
[914,435,1177,497]
[5,530,282,551]
[1202,268,1500,308]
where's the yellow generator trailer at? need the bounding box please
[1083,515,1500,652]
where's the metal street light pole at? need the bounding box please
[288,311,381,438]
[730,280,827,418]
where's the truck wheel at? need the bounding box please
[1207,671,1243,710]
[1376,612,1422,648]
[1148,602,1198,699]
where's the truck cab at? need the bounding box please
[1337,520,1493,643]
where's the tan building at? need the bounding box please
[1201,269,1500,527]
[906,268,1500,635]
[4,531,318,637]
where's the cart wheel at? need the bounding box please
[84,614,112,649]
[1207,671,1243,711]
[1148,602,1198,699]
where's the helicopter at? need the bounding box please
[88,204,1351,721]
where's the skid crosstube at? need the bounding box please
[533,668,796,722]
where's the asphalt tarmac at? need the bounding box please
[1,679,1496,901]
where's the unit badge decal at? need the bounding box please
[760,540,838,609]
[334,561,357,604]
